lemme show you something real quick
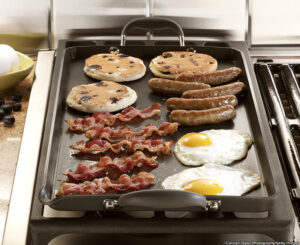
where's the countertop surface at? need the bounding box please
[0,62,35,243]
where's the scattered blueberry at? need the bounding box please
[13,102,22,112]
[11,92,22,102]
[3,116,15,127]
[0,98,4,106]
[2,104,12,115]
[0,109,4,120]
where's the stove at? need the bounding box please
[3,27,300,244]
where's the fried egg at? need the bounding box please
[162,164,261,196]
[0,44,19,75]
[174,130,253,166]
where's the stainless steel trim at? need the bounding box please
[245,0,251,48]
[145,0,154,17]
[48,0,54,49]
[258,63,300,199]
[2,51,55,245]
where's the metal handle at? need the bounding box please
[120,17,185,47]
[104,190,220,212]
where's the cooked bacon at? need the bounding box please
[85,122,179,141]
[70,139,173,155]
[66,103,162,132]
[58,172,155,195]
[64,151,158,183]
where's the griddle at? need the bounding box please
[38,42,278,212]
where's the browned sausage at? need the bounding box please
[166,95,238,111]
[182,81,246,98]
[169,105,236,126]
[176,67,242,85]
[148,78,210,96]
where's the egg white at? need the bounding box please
[162,164,261,196]
[0,44,19,75]
[174,130,253,166]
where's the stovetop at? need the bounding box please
[3,38,300,245]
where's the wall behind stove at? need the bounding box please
[0,0,299,51]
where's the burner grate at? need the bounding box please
[255,62,300,200]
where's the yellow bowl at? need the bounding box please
[0,52,34,92]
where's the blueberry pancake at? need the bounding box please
[149,51,218,79]
[84,53,146,82]
[66,81,137,113]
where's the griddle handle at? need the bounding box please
[116,190,213,211]
[120,17,185,46]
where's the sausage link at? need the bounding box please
[166,95,238,111]
[169,105,236,126]
[176,67,242,85]
[182,81,246,98]
[148,78,210,96]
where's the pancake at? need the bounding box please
[66,81,137,113]
[149,51,218,79]
[84,53,146,82]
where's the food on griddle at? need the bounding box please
[173,130,253,166]
[3,115,15,127]
[85,122,179,141]
[182,81,246,99]
[58,171,156,195]
[176,67,242,85]
[148,78,210,96]
[70,138,173,155]
[83,53,146,82]
[65,103,161,132]
[64,151,158,183]
[166,95,238,111]
[149,51,217,79]
[66,81,137,113]
[162,164,260,196]
[169,105,236,126]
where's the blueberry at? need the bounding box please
[3,116,15,127]
[13,102,22,112]
[2,104,12,115]
[0,109,4,120]
[11,92,22,102]
[0,98,4,106]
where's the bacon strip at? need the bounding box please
[58,172,155,195]
[70,139,173,155]
[66,103,161,132]
[64,151,158,183]
[85,122,179,141]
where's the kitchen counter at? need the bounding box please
[0,60,35,244]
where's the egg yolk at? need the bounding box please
[180,133,212,147]
[182,179,223,195]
